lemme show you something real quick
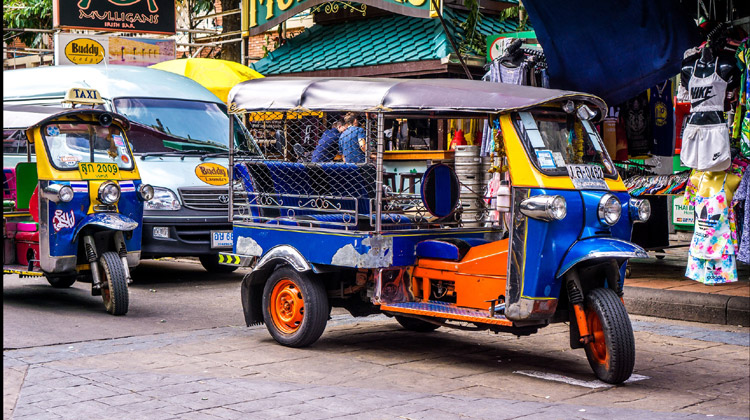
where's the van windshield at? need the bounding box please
[512,110,617,178]
[113,98,259,155]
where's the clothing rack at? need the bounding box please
[625,171,691,197]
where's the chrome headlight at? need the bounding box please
[520,195,567,222]
[144,187,181,211]
[629,198,651,223]
[598,193,622,226]
[138,184,155,201]
[41,184,74,203]
[98,181,120,204]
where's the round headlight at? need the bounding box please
[58,185,74,203]
[548,195,567,220]
[98,181,120,205]
[138,184,154,201]
[598,193,622,226]
[630,198,651,223]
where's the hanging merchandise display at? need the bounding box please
[734,169,750,264]
[684,172,741,284]
[736,38,750,157]
[623,91,651,157]
[650,80,675,156]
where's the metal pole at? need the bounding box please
[228,113,235,223]
[430,0,473,80]
[375,112,384,233]
[240,0,246,66]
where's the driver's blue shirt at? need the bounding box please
[338,126,366,163]
[311,128,340,163]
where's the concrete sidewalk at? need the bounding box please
[624,256,750,327]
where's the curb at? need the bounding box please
[624,286,750,327]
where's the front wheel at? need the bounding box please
[584,288,635,384]
[199,254,239,273]
[46,275,77,288]
[262,267,328,347]
[395,315,443,332]
[100,251,129,316]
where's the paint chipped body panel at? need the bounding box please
[232,222,491,268]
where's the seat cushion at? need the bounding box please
[416,238,488,261]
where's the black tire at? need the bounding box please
[583,288,635,384]
[262,267,328,347]
[46,275,77,288]
[199,254,239,273]
[395,315,443,332]
[100,251,129,316]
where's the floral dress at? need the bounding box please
[685,174,738,284]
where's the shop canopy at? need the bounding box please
[150,58,264,103]
[522,0,701,106]
[228,77,607,117]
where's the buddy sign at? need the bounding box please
[53,0,176,34]
[243,0,437,36]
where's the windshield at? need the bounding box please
[42,122,135,171]
[113,98,259,155]
[512,110,617,178]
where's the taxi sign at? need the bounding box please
[79,162,120,180]
[63,88,105,106]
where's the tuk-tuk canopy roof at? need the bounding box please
[3,104,130,131]
[228,77,608,118]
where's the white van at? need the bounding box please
[3,65,261,272]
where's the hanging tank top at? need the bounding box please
[688,57,727,113]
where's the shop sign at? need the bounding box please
[195,163,229,186]
[242,0,438,36]
[55,33,175,67]
[53,0,176,34]
[673,199,694,226]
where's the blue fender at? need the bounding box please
[556,238,647,279]
[72,213,139,240]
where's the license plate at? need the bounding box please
[567,164,608,190]
[78,162,119,180]
[211,230,233,249]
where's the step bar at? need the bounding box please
[379,301,513,326]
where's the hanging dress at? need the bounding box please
[685,174,738,284]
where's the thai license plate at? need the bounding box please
[567,164,608,190]
[211,230,233,249]
[78,162,119,180]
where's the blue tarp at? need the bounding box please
[523,0,700,106]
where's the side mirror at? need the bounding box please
[576,105,597,121]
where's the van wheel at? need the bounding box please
[584,288,635,384]
[262,267,328,347]
[100,252,129,316]
[46,275,77,288]
[199,254,239,273]
[395,316,443,332]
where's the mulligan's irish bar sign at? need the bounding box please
[53,0,176,34]
[243,0,437,36]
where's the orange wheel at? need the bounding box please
[262,267,328,347]
[269,278,305,334]
[586,308,609,367]
[583,288,635,384]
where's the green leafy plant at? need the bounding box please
[453,0,485,56]
[3,0,52,47]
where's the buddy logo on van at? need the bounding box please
[195,163,229,186]
[64,38,105,64]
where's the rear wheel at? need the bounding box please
[262,267,328,347]
[100,252,129,316]
[46,275,77,288]
[584,288,635,384]
[395,315,443,332]
[199,254,239,273]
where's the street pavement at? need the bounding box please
[4,259,750,420]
